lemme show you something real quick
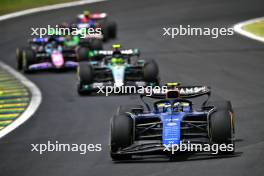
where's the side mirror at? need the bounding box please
[133,48,140,57]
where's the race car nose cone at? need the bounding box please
[114,82,124,87]
[51,51,64,68]
[112,65,125,88]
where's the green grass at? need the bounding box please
[0,0,78,15]
[242,20,264,38]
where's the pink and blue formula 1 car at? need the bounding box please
[16,37,83,73]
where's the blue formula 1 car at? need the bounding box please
[110,83,235,161]
[77,44,159,95]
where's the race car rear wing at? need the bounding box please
[28,38,48,43]
[28,37,65,44]
[140,85,211,111]
[90,13,107,19]
[177,86,211,98]
[96,49,140,56]
[141,85,211,99]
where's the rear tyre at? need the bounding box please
[79,39,91,48]
[77,47,89,61]
[110,114,134,160]
[16,47,25,70]
[209,101,235,154]
[90,39,103,50]
[143,60,159,84]
[107,21,117,39]
[22,49,35,73]
[101,23,109,42]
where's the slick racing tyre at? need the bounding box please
[117,105,144,115]
[78,62,93,83]
[90,39,103,50]
[143,60,159,83]
[208,101,235,154]
[22,49,35,73]
[79,39,91,48]
[77,62,93,95]
[107,21,117,39]
[77,47,89,61]
[101,23,109,42]
[16,47,25,70]
[110,114,134,161]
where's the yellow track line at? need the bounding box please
[0,91,28,96]
[0,98,29,104]
[0,103,28,108]
[0,120,13,126]
[0,89,27,93]
[0,87,26,90]
[0,114,19,119]
[0,108,25,113]
[0,90,26,94]
[0,84,22,87]
[0,92,29,97]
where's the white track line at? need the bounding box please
[234,17,264,43]
[0,0,106,21]
[0,0,106,139]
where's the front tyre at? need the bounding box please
[22,49,35,73]
[77,62,94,95]
[143,60,159,84]
[110,114,134,161]
[16,47,25,70]
[208,101,235,154]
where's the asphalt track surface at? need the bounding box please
[0,0,264,175]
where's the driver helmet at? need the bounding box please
[112,44,122,55]
[51,41,57,48]
[111,44,124,65]
[83,10,90,19]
